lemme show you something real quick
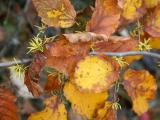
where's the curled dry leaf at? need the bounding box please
[94,102,116,120]
[119,0,146,20]
[64,82,108,119]
[145,6,160,37]
[24,53,46,96]
[86,0,121,36]
[73,56,118,92]
[0,87,19,120]
[32,0,76,28]
[95,36,138,52]
[123,69,157,115]
[28,96,67,120]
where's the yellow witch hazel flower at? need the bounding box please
[112,56,128,68]
[112,102,122,110]
[35,23,47,35]
[47,4,65,18]
[28,36,47,53]
[9,58,27,78]
[138,38,152,51]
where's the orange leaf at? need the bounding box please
[145,6,160,37]
[32,0,76,28]
[0,87,20,120]
[123,69,157,115]
[86,0,121,36]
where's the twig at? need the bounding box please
[90,51,160,59]
[0,59,32,68]
[0,51,160,68]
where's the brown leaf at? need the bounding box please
[45,36,90,76]
[32,0,76,28]
[24,53,45,96]
[145,6,160,37]
[123,69,157,115]
[24,70,43,97]
[0,87,20,120]
[95,36,138,53]
[25,36,90,96]
[86,0,121,36]
[44,73,62,92]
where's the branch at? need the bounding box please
[0,59,32,68]
[90,51,160,59]
[0,51,160,68]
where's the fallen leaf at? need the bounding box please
[64,82,108,119]
[0,87,20,120]
[86,0,121,36]
[32,0,76,28]
[73,56,118,92]
[123,69,157,115]
[145,6,160,37]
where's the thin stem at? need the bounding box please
[0,59,32,68]
[0,51,160,68]
[90,51,160,59]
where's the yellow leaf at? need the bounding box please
[124,46,142,64]
[64,82,108,119]
[149,38,160,49]
[132,96,149,115]
[28,97,67,120]
[94,102,116,120]
[32,0,76,28]
[122,0,143,20]
[74,56,118,92]
[144,0,160,8]
[124,55,142,64]
[123,69,157,115]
